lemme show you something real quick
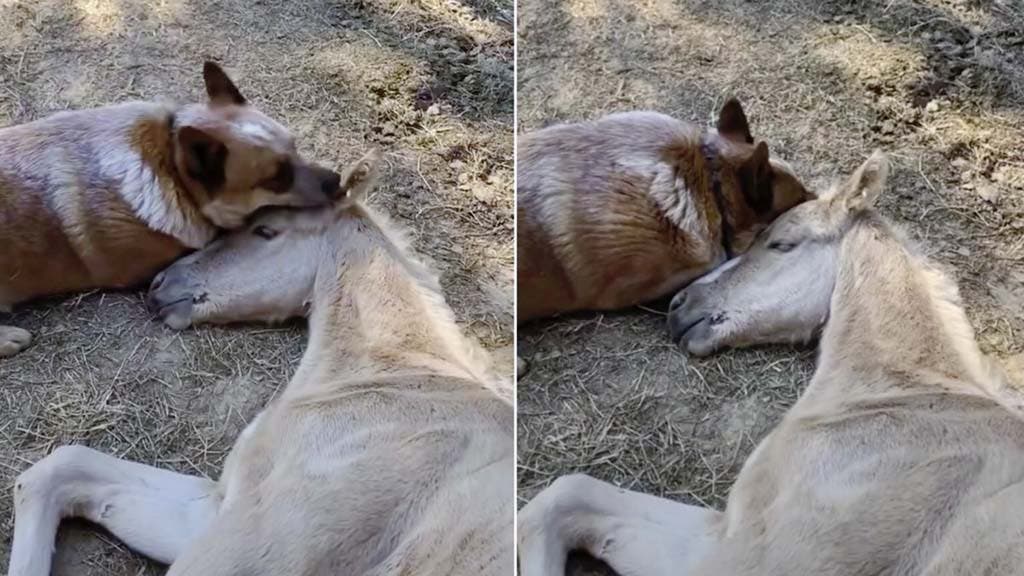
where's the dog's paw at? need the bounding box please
[517,356,530,379]
[0,326,32,358]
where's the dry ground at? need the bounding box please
[0,0,512,573]
[517,0,1024,572]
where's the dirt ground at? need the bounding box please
[517,0,1024,571]
[0,0,512,573]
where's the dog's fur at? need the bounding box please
[516,99,812,322]
[0,62,341,356]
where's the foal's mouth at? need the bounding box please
[146,292,207,318]
[668,313,707,345]
[146,295,202,331]
[146,294,186,313]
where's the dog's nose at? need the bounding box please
[322,172,342,197]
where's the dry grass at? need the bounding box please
[0,0,512,573]
[518,1,1024,572]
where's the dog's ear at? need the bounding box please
[337,149,382,208]
[717,98,754,144]
[203,61,246,106]
[737,142,773,214]
[178,126,228,193]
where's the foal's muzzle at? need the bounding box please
[667,286,715,353]
[146,269,201,330]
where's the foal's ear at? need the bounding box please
[839,149,888,212]
[337,149,382,208]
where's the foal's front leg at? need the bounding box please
[8,445,221,576]
[519,474,722,576]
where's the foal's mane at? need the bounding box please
[346,200,506,399]
[838,211,1008,397]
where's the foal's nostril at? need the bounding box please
[150,271,166,292]
[669,290,688,313]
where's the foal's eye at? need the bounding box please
[768,240,797,253]
[252,225,279,240]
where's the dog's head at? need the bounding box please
[171,62,341,229]
[706,98,813,254]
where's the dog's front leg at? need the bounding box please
[0,324,31,357]
[8,445,221,576]
[518,474,722,576]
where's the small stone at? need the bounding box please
[471,182,494,203]
[426,103,441,116]
[925,100,940,113]
[956,246,972,257]
[976,181,1000,203]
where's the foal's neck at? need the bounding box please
[811,216,992,401]
[287,227,489,398]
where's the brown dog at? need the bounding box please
[517,99,813,322]
[0,62,341,357]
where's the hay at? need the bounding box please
[0,0,512,573]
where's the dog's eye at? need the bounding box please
[252,225,279,240]
[768,240,797,252]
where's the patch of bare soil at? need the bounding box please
[0,0,512,573]
[518,0,1023,572]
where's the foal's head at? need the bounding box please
[668,150,890,356]
[147,150,382,329]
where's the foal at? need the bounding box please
[9,152,513,576]
[520,151,1024,575]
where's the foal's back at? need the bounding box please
[698,388,1024,575]
[207,372,514,576]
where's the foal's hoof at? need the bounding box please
[0,326,32,358]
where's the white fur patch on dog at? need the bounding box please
[110,146,217,248]
[238,121,275,143]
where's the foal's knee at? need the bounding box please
[543,473,604,508]
[520,473,601,536]
[14,445,97,507]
